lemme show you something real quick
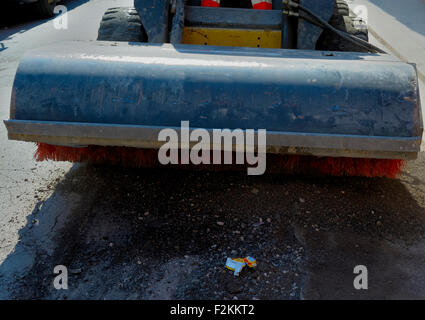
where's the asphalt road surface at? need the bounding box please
[1,0,425,300]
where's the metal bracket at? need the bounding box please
[297,0,334,49]
[134,0,171,43]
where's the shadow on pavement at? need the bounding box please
[0,0,89,41]
[1,158,425,299]
[368,0,425,38]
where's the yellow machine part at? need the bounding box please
[182,27,282,49]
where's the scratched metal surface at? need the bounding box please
[9,42,422,139]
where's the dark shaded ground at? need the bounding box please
[0,0,88,30]
[1,152,425,300]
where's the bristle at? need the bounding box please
[266,154,404,178]
[35,143,405,178]
[35,143,159,168]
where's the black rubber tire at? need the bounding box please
[334,0,349,17]
[97,7,147,42]
[316,0,369,52]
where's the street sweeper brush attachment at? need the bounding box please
[4,42,422,178]
[34,143,159,168]
[34,142,404,178]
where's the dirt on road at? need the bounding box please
[1,153,425,300]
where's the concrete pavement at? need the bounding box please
[0,0,133,265]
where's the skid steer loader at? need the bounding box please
[4,0,423,177]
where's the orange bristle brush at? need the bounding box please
[35,143,405,178]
